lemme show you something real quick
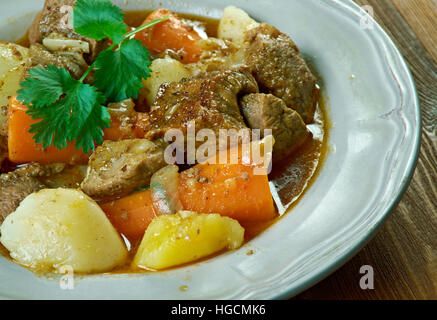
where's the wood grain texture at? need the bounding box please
[295,0,437,300]
[392,0,437,63]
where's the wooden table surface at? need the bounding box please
[295,0,437,300]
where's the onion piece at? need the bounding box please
[42,37,90,54]
[150,165,183,215]
[107,99,136,117]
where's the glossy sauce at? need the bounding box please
[112,12,328,274]
[3,10,329,274]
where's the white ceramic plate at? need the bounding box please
[0,0,420,299]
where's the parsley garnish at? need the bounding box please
[17,0,168,153]
[73,0,127,44]
[93,39,152,102]
[21,65,109,152]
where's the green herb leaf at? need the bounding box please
[73,0,127,44]
[93,39,152,102]
[17,65,70,109]
[17,0,168,152]
[19,65,110,153]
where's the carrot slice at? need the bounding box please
[178,162,276,223]
[100,190,160,241]
[7,96,90,164]
[135,9,203,64]
[179,137,276,223]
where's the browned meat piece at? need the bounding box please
[244,24,319,123]
[0,177,42,225]
[28,0,77,43]
[146,70,258,144]
[81,139,168,199]
[0,163,65,224]
[28,0,101,61]
[29,44,88,79]
[241,93,310,161]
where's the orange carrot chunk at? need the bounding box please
[7,96,89,164]
[178,162,276,223]
[135,9,203,64]
[100,190,160,241]
[179,138,276,223]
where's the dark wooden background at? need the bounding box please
[294,0,437,299]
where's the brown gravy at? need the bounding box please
[124,10,220,35]
[6,10,329,274]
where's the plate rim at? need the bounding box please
[270,0,422,300]
[0,0,422,300]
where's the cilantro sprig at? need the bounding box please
[17,0,168,153]
[93,38,153,102]
[21,65,109,152]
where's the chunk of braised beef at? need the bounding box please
[241,93,310,161]
[244,24,319,123]
[29,43,88,79]
[80,139,168,199]
[146,69,259,146]
[0,163,65,225]
[28,0,103,62]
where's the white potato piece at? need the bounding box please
[142,56,191,106]
[42,38,90,54]
[0,188,128,273]
[218,6,259,47]
[0,42,30,132]
[133,211,244,270]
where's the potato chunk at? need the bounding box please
[218,6,259,47]
[133,211,244,270]
[0,42,30,133]
[0,189,128,273]
[142,56,191,106]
